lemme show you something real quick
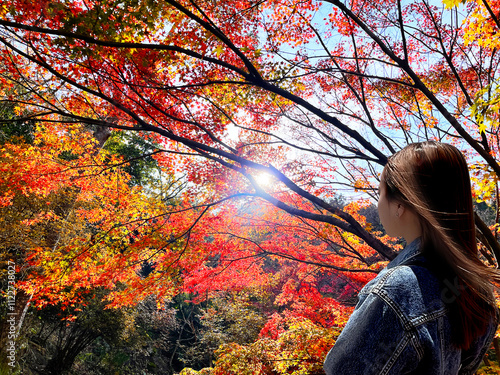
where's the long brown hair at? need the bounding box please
[383,141,499,350]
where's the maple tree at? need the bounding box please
[2,0,500,372]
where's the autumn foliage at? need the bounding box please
[2,0,500,373]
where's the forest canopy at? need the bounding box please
[1,0,500,373]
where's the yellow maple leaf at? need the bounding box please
[442,0,465,9]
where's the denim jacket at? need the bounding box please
[323,238,498,375]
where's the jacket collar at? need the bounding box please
[387,237,422,269]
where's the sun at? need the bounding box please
[254,172,273,188]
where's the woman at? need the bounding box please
[323,141,499,374]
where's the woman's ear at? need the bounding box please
[396,203,405,218]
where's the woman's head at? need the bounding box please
[381,141,476,255]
